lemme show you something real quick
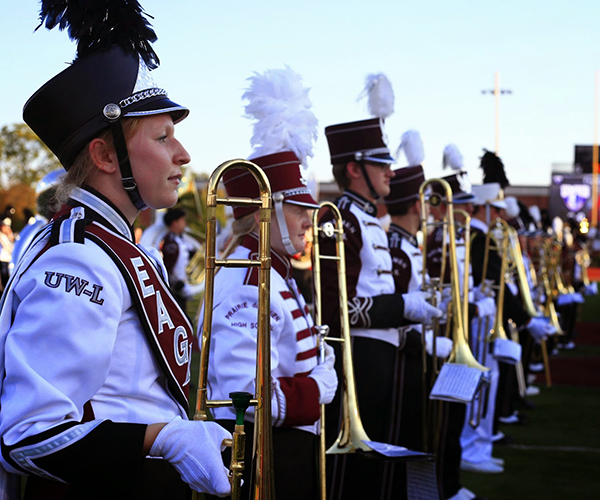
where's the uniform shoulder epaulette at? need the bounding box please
[49,207,89,246]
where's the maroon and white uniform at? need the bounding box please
[319,191,407,346]
[207,233,320,432]
[389,223,423,296]
[319,191,411,500]
[0,188,191,497]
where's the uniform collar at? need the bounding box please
[470,217,488,233]
[337,190,379,217]
[389,223,419,248]
[68,186,136,242]
[241,232,292,280]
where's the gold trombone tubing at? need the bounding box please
[482,218,511,343]
[194,159,275,500]
[419,179,487,372]
[312,202,374,457]
[419,181,488,438]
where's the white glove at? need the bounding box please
[557,292,584,306]
[474,281,495,302]
[424,331,453,358]
[476,297,496,318]
[439,287,452,319]
[571,292,585,304]
[526,317,556,342]
[402,291,443,325]
[584,282,598,296]
[309,343,338,404]
[150,416,232,496]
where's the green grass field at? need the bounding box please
[462,292,600,500]
[462,385,600,500]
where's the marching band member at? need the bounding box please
[319,75,442,500]
[466,181,554,439]
[202,67,337,500]
[385,155,458,500]
[0,2,231,498]
[422,164,496,499]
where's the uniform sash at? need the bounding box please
[85,223,192,411]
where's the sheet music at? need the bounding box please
[429,364,483,403]
[492,337,522,365]
[363,441,428,458]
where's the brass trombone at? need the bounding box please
[194,159,275,500]
[419,180,487,372]
[312,201,434,499]
[576,246,592,287]
[311,202,373,457]
[481,218,523,364]
[419,180,488,440]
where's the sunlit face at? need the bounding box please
[271,203,313,256]
[365,162,394,198]
[127,114,191,210]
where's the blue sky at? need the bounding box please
[1,0,599,188]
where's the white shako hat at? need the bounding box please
[471,183,508,209]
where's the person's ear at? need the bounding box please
[346,161,363,180]
[88,138,118,174]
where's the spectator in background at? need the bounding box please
[161,208,204,312]
[0,218,14,291]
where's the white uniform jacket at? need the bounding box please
[205,233,321,434]
[0,187,187,487]
[318,191,408,347]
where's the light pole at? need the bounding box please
[481,72,512,154]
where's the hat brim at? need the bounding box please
[490,201,508,210]
[284,194,320,209]
[124,96,189,124]
[454,194,477,204]
[362,154,396,165]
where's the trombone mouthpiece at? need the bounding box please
[230,392,253,425]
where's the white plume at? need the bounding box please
[504,196,520,219]
[529,205,541,224]
[442,144,463,170]
[397,130,424,166]
[358,73,395,119]
[243,66,318,167]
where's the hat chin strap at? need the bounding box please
[357,161,380,201]
[273,193,297,255]
[108,119,147,211]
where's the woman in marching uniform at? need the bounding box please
[0,2,230,499]
[202,68,338,500]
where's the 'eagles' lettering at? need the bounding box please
[156,290,174,334]
[131,257,155,298]
[174,326,189,366]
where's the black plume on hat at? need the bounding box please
[25,1,188,171]
[38,0,159,69]
[480,149,509,188]
[517,200,534,229]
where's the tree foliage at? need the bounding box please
[0,123,61,187]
